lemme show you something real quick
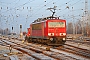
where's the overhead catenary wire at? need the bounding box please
[0,0,89,33]
[0,0,35,14]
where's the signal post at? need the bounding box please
[20,25,23,39]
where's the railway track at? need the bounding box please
[56,44,90,59]
[0,38,90,60]
[0,39,78,60]
[0,39,56,60]
[67,40,90,45]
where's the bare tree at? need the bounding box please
[67,22,73,34]
[0,28,3,34]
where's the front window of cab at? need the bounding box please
[48,22,65,28]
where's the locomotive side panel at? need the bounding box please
[31,22,45,38]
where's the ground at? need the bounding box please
[0,45,31,60]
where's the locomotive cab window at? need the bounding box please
[48,22,65,28]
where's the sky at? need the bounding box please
[0,0,90,34]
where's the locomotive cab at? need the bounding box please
[46,18,66,45]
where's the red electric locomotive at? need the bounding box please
[25,16,66,46]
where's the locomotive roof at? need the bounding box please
[33,16,59,23]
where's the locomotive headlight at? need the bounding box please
[48,33,54,36]
[50,38,53,41]
[63,33,66,35]
[48,33,51,36]
[60,33,63,36]
[63,38,65,40]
